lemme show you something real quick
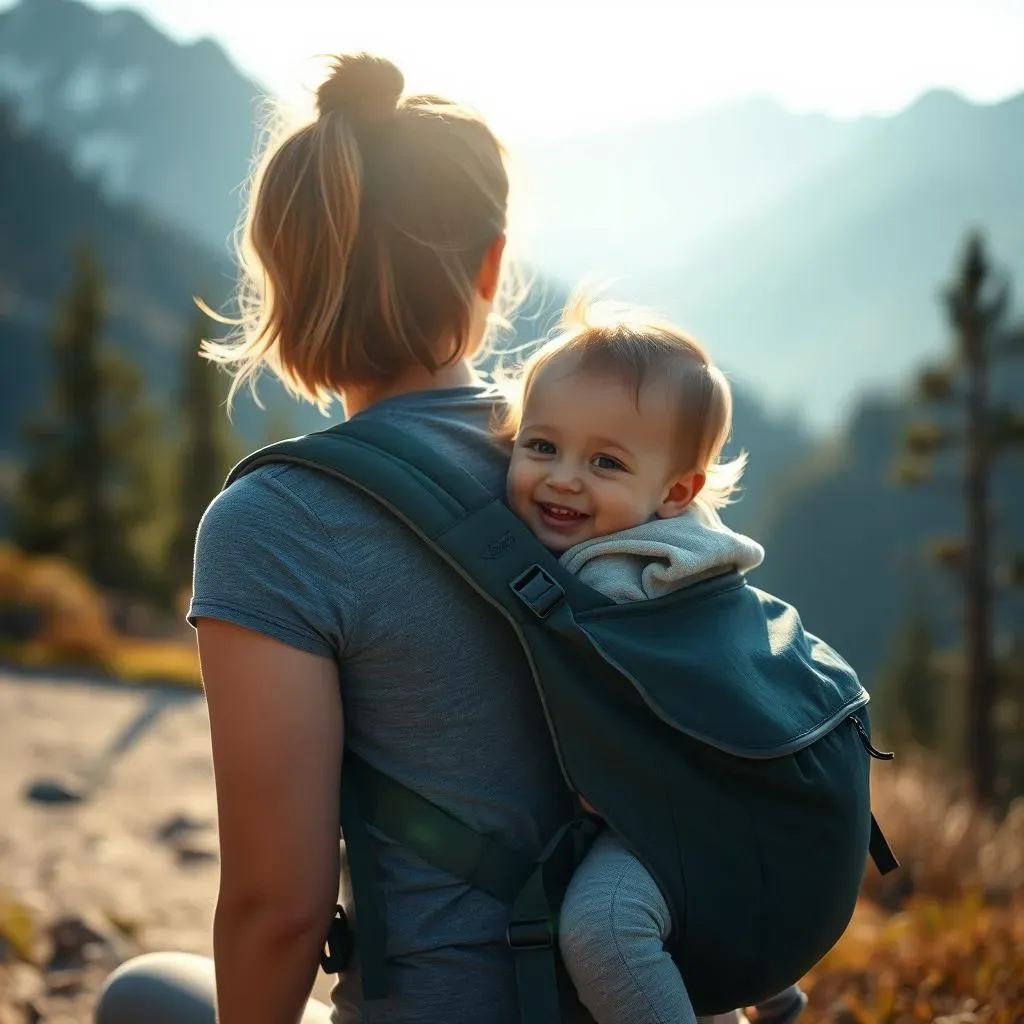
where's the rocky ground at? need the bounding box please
[0,670,331,1022]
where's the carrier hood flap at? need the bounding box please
[573,574,868,758]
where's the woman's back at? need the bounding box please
[190,386,570,1022]
[93,51,587,1024]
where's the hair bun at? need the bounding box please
[317,53,404,124]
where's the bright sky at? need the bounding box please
[58,0,1024,140]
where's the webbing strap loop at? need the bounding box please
[336,768,389,999]
[506,818,600,1024]
[869,813,899,876]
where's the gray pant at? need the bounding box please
[93,951,334,1024]
[559,833,806,1024]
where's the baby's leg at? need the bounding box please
[559,831,698,1024]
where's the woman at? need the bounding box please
[94,51,586,1024]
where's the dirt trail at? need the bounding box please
[0,671,333,1021]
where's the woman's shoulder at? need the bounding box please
[195,461,355,592]
[201,461,326,538]
[190,462,353,657]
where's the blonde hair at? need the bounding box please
[203,53,512,410]
[497,294,747,512]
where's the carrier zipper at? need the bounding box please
[848,715,894,760]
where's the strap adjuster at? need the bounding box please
[506,919,554,950]
[510,565,565,619]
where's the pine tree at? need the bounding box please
[12,246,164,595]
[101,347,166,594]
[14,247,107,576]
[894,232,1024,806]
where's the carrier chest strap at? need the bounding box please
[349,754,538,905]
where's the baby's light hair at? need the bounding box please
[496,292,747,513]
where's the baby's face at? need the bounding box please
[507,362,699,554]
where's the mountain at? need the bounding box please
[2,0,1021,428]
[636,90,1024,426]
[516,96,874,284]
[0,100,234,459]
[0,0,264,253]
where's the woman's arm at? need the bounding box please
[196,618,343,1024]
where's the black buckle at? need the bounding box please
[510,565,565,619]
[506,919,554,950]
[321,905,354,973]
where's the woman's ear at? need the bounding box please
[657,471,706,519]
[476,233,507,302]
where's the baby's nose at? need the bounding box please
[546,465,582,492]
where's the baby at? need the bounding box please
[499,296,807,1024]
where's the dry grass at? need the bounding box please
[796,757,1024,1022]
[862,753,1024,905]
[801,894,1023,1022]
[106,636,201,686]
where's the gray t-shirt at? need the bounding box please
[189,386,574,1024]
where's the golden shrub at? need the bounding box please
[0,544,115,669]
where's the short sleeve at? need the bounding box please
[186,465,350,659]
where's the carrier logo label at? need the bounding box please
[482,531,516,559]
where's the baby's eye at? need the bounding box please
[593,454,626,472]
[523,438,557,455]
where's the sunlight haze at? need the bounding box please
[47,0,1024,140]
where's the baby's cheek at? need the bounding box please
[606,490,655,532]
[506,461,530,517]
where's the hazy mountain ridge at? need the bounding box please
[516,95,876,283]
[0,100,235,457]
[640,90,1024,424]
[3,0,1021,426]
[0,0,265,252]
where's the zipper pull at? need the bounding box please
[849,715,895,760]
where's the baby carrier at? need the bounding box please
[227,419,899,1022]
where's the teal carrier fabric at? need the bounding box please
[227,420,899,1022]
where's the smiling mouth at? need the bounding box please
[537,502,589,527]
